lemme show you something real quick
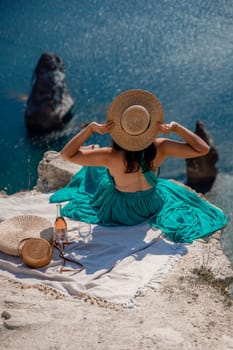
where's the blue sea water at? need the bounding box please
[0,0,232,230]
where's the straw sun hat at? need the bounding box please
[0,215,53,257]
[107,89,164,151]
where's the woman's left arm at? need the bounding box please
[157,122,210,159]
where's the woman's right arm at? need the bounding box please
[60,121,113,167]
[157,122,210,160]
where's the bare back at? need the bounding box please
[107,149,157,192]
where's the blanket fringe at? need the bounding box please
[5,277,123,310]
[73,291,123,310]
[135,244,186,297]
[6,278,67,300]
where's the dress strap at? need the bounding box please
[139,151,159,187]
[142,169,158,187]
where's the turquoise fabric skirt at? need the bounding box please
[50,166,227,243]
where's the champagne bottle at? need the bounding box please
[54,204,68,248]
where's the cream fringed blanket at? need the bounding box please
[0,191,187,307]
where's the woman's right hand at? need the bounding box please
[90,121,114,135]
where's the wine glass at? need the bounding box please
[78,222,92,244]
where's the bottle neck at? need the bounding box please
[56,204,62,217]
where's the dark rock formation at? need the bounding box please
[25,52,74,135]
[186,120,219,193]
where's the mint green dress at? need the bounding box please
[49,166,227,243]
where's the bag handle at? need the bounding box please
[53,243,84,273]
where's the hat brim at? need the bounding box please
[107,89,164,151]
[0,215,53,256]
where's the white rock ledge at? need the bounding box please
[36,151,82,193]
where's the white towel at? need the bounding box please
[0,191,187,307]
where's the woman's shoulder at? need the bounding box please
[154,137,169,146]
[153,138,170,167]
[154,137,175,153]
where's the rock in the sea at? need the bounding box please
[186,120,219,193]
[36,151,81,193]
[25,52,74,134]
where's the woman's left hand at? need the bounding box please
[159,122,178,135]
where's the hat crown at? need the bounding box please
[107,89,164,151]
[121,105,150,136]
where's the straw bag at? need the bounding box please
[19,237,53,268]
[0,215,53,256]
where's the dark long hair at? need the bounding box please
[112,141,157,173]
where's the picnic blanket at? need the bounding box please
[0,191,187,307]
